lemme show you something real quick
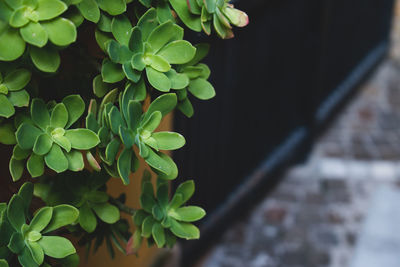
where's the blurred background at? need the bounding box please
[169,0,400,266]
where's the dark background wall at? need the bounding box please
[173,0,396,265]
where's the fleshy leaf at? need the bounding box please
[38,236,76,258]
[0,27,26,61]
[44,144,69,173]
[20,22,48,47]
[0,94,14,118]
[62,95,85,128]
[42,18,77,46]
[152,132,185,150]
[43,205,79,233]
[28,207,53,233]
[30,46,60,73]
[146,67,171,92]
[50,103,68,128]
[92,203,120,224]
[27,153,45,177]
[65,150,84,171]
[16,123,43,150]
[33,134,53,155]
[157,40,196,64]
[36,0,68,20]
[64,129,100,150]
[168,206,205,222]
[3,69,31,91]
[188,78,215,100]
[77,0,100,23]
[79,203,96,233]
[111,15,131,46]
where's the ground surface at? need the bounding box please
[198,4,400,267]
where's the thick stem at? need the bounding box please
[110,198,136,216]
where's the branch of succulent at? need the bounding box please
[0,0,248,266]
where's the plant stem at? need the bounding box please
[110,198,136,215]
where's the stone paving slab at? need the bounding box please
[351,185,400,267]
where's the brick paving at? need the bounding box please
[198,4,400,267]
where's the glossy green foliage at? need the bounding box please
[0,68,31,119]
[10,95,100,181]
[86,91,183,185]
[0,0,77,71]
[0,0,248,262]
[0,183,79,267]
[128,175,205,251]
[169,0,248,38]
[34,171,120,233]
[99,8,196,92]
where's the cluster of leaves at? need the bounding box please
[0,0,248,265]
[0,183,79,267]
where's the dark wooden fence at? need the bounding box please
[173,0,396,265]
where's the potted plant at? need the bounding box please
[0,0,248,266]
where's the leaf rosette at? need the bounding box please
[0,0,77,72]
[10,95,100,181]
[0,183,79,267]
[128,175,205,251]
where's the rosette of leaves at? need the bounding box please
[128,176,205,251]
[0,68,31,118]
[174,43,215,117]
[9,95,100,181]
[100,8,196,93]
[169,0,248,38]
[34,171,120,234]
[86,89,184,184]
[0,0,77,72]
[0,182,79,267]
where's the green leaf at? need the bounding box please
[137,8,158,41]
[28,207,53,233]
[27,153,45,177]
[132,210,148,226]
[33,134,53,155]
[174,180,195,205]
[108,106,124,134]
[93,74,111,98]
[10,7,30,28]
[144,93,177,121]
[9,157,24,182]
[16,123,43,150]
[145,54,171,72]
[42,18,77,46]
[64,129,100,150]
[168,206,205,222]
[18,182,33,216]
[38,236,76,258]
[79,203,96,233]
[203,0,216,13]
[222,6,248,27]
[77,0,100,23]
[86,151,101,171]
[146,67,171,92]
[0,94,15,118]
[36,0,67,20]
[43,205,79,233]
[157,182,169,207]
[31,98,50,130]
[0,27,26,61]
[52,131,71,152]
[122,63,141,82]
[95,29,112,52]
[104,138,120,165]
[20,22,48,47]
[65,150,84,171]
[97,0,126,16]
[188,78,215,100]
[165,69,189,89]
[117,148,132,185]
[170,220,199,239]
[7,194,25,231]
[8,90,30,107]
[50,103,68,128]
[128,26,143,53]
[141,111,161,133]
[152,223,165,248]
[13,145,29,160]
[156,0,174,23]
[131,52,145,71]
[18,246,38,267]
[111,15,131,46]
[0,123,17,145]
[145,149,171,175]
[92,203,120,224]
[27,241,44,265]
[3,69,31,91]
[62,95,85,128]
[154,153,178,180]
[98,13,112,32]
[169,0,202,32]
[44,144,69,173]
[8,232,25,254]
[29,45,60,73]
[141,216,155,238]
[101,59,124,83]
[0,259,8,267]
[152,132,185,150]
[147,21,182,53]
[184,43,210,66]
[119,126,134,147]
[157,40,196,64]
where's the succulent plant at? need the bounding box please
[0,183,79,267]
[170,0,248,38]
[10,95,100,181]
[0,0,77,72]
[128,175,205,251]
[0,68,31,119]
[100,8,196,93]
[75,0,130,23]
